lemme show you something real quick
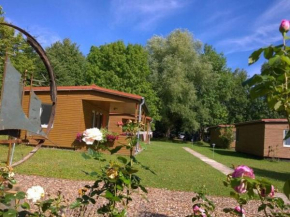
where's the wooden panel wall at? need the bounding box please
[264,123,290,159]
[235,123,265,156]
[21,90,139,155]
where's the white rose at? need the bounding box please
[82,128,103,145]
[26,186,45,202]
[8,172,14,178]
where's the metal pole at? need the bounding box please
[9,141,16,166]
[212,143,215,158]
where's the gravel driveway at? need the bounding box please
[12,174,268,216]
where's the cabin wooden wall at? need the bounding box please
[235,123,265,157]
[21,90,141,155]
[264,123,290,159]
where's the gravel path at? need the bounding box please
[14,174,265,217]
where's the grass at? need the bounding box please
[0,142,231,196]
[190,141,290,192]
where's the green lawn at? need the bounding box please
[0,142,231,196]
[190,142,290,192]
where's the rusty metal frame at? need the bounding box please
[0,23,57,167]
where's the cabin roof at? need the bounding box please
[235,119,288,126]
[24,84,143,101]
[208,124,235,129]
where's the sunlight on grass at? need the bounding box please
[190,142,290,192]
[0,142,231,196]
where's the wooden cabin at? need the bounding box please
[21,85,152,155]
[235,119,290,159]
[208,125,236,148]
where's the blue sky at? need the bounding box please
[1,0,290,76]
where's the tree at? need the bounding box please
[0,6,39,85]
[147,29,213,136]
[86,41,160,121]
[35,38,87,86]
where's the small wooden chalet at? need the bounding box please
[235,119,290,159]
[208,125,236,148]
[21,85,152,155]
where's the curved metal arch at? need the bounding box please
[0,22,57,167]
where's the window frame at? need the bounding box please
[41,103,53,129]
[283,130,290,147]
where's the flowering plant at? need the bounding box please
[76,127,119,145]
[223,165,290,216]
[188,186,215,217]
[0,166,68,216]
[106,133,119,142]
[71,120,153,216]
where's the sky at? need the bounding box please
[1,0,290,76]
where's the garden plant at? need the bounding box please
[189,19,290,217]
[0,120,153,216]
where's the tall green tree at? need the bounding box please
[147,29,213,135]
[35,38,87,86]
[86,41,160,121]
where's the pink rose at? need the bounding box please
[279,19,290,33]
[232,165,255,179]
[235,206,245,214]
[234,182,247,194]
[193,205,206,217]
[261,185,275,197]
[117,121,123,126]
[270,185,275,197]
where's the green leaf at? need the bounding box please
[15,191,26,200]
[258,204,266,212]
[139,184,148,193]
[104,190,121,202]
[126,167,139,174]
[117,156,128,164]
[3,209,17,217]
[268,55,280,65]
[264,46,274,60]
[109,145,123,155]
[21,202,30,210]
[281,55,290,65]
[70,200,82,209]
[82,152,91,160]
[274,101,282,110]
[249,48,263,65]
[119,175,131,185]
[223,181,229,187]
[243,74,263,87]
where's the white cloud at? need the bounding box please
[216,0,290,54]
[26,26,62,48]
[110,0,189,30]
[217,24,281,54]
[255,0,290,27]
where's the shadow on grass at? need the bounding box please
[139,212,169,217]
[251,167,290,183]
[192,143,264,161]
[213,149,264,161]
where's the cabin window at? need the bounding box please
[283,130,290,147]
[92,111,103,129]
[41,103,52,128]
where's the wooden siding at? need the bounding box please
[264,123,290,159]
[235,123,265,156]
